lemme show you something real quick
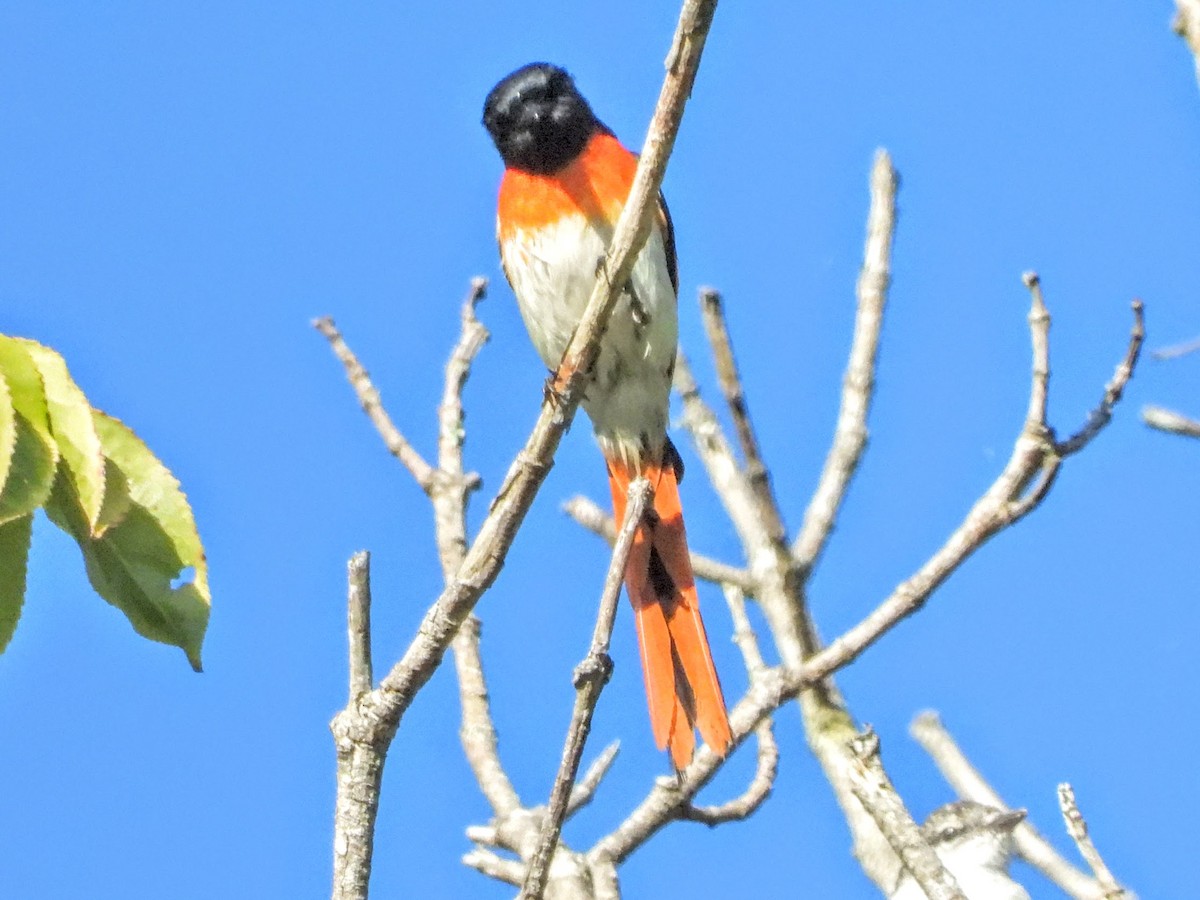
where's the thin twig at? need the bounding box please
[1142,404,1200,439]
[679,721,777,825]
[847,731,964,900]
[521,480,653,900]
[793,149,897,572]
[313,316,437,493]
[1057,784,1129,899]
[722,583,768,676]
[562,494,756,593]
[679,584,777,826]
[699,288,780,538]
[454,617,522,816]
[1150,332,1200,361]
[347,552,373,700]
[565,742,621,819]
[910,711,1111,900]
[1056,299,1144,456]
[462,848,524,886]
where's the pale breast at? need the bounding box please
[500,213,679,468]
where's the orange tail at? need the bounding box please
[608,442,733,770]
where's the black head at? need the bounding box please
[483,63,605,174]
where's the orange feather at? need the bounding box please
[497,133,637,237]
[608,452,733,770]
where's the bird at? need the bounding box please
[890,801,1030,900]
[482,62,733,770]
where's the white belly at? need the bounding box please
[500,213,678,469]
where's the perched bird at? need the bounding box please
[482,62,732,769]
[891,801,1030,900]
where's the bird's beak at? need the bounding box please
[993,808,1028,831]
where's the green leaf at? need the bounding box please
[22,339,106,532]
[0,372,15,501]
[0,514,33,655]
[46,411,209,670]
[0,338,59,524]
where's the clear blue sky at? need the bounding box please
[1,3,1196,897]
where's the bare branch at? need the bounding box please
[562,494,756,592]
[794,149,898,572]
[1150,332,1200,361]
[347,552,373,700]
[1056,299,1144,456]
[679,721,777,825]
[565,742,621,819]
[314,316,437,492]
[521,480,653,900]
[1057,784,1130,899]
[454,618,522,816]
[462,848,524,887]
[799,283,1144,683]
[435,278,489,484]
[699,288,780,537]
[910,711,1112,900]
[1143,404,1200,439]
[847,731,964,900]
[723,583,768,676]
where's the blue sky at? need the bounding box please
[1,3,1196,897]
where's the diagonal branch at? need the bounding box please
[1056,298,1143,456]
[1057,784,1129,899]
[699,287,779,535]
[1142,404,1200,439]
[521,480,652,900]
[793,149,898,572]
[565,742,621,819]
[314,317,437,493]
[847,731,963,900]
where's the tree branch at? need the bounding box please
[793,149,898,572]
[565,741,621,819]
[1057,784,1129,899]
[314,316,437,492]
[1150,332,1200,361]
[1142,404,1200,439]
[346,551,373,700]
[520,480,652,900]
[847,731,963,900]
[699,288,779,531]
[1056,298,1144,456]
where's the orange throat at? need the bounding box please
[497,132,639,238]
